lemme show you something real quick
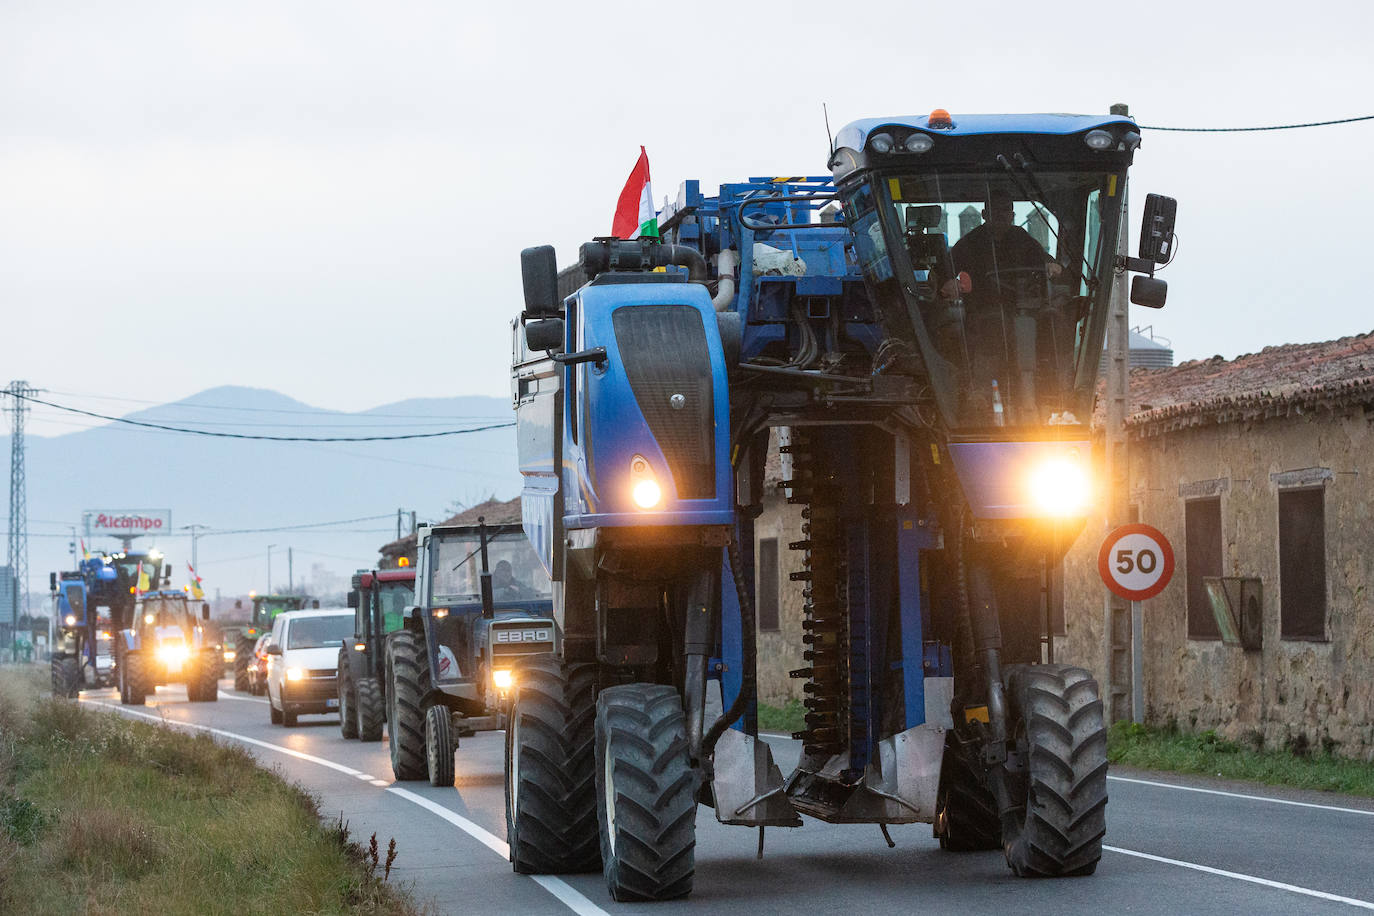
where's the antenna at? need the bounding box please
[823,103,834,155]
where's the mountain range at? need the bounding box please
[2,386,519,603]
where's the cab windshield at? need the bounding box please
[431,534,552,604]
[377,582,414,632]
[140,597,188,627]
[848,169,1122,429]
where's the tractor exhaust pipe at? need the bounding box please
[579,239,708,284]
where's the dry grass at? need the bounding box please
[0,664,424,915]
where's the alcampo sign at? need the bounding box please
[84,509,172,535]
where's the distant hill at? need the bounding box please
[2,386,518,601]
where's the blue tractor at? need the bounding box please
[50,550,169,699]
[508,110,1176,900]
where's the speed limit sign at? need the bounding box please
[1098,523,1175,601]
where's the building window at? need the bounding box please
[756,537,780,631]
[1279,487,1327,641]
[1185,497,1222,639]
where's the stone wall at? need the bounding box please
[1058,407,1374,761]
[752,488,808,706]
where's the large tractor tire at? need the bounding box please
[505,654,600,875]
[338,653,359,739]
[425,705,456,787]
[121,652,149,706]
[594,683,696,902]
[934,729,1002,851]
[385,631,429,781]
[52,655,81,699]
[356,676,385,742]
[1002,664,1108,877]
[234,635,254,692]
[188,652,218,702]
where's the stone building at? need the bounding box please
[1059,332,1374,761]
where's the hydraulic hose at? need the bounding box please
[701,537,757,762]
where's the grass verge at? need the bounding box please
[1108,721,1374,798]
[0,665,423,915]
[761,700,1374,799]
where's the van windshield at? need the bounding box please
[286,614,353,649]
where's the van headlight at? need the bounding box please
[1026,455,1093,518]
[286,667,305,681]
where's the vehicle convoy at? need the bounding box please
[49,549,168,698]
[382,521,558,787]
[233,594,316,691]
[337,567,415,741]
[509,110,1177,899]
[265,608,353,726]
[117,590,220,705]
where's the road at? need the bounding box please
[80,680,1374,915]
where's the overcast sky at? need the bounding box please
[4,0,1371,436]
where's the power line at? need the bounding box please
[1141,114,1374,132]
[5,392,514,442]
[41,388,509,421]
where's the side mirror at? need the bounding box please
[266,644,283,656]
[202,603,210,620]
[235,599,243,610]
[49,572,57,592]
[524,318,565,353]
[1138,194,1177,264]
[521,245,560,317]
[347,591,359,609]
[311,600,320,609]
[1130,276,1168,309]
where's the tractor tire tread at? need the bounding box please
[595,683,696,902]
[338,654,359,739]
[386,631,429,781]
[506,654,600,875]
[356,676,385,742]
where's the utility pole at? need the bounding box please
[7,381,35,659]
[267,544,276,594]
[185,524,209,574]
[288,547,293,593]
[1103,102,1135,724]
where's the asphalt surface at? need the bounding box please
[79,680,1374,915]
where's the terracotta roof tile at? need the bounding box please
[379,496,522,558]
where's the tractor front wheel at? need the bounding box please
[338,654,358,739]
[594,683,696,902]
[1001,664,1108,877]
[934,729,1002,851]
[425,705,455,787]
[505,654,599,875]
[234,636,254,692]
[52,655,81,699]
[121,653,148,706]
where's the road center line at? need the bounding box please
[1105,845,1374,910]
[80,697,609,916]
[1108,774,1374,816]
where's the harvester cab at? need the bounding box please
[233,594,312,691]
[337,567,415,741]
[510,110,1176,899]
[382,520,556,786]
[118,589,219,705]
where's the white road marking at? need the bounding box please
[387,788,608,916]
[217,691,269,705]
[356,773,376,781]
[1105,845,1374,910]
[1108,774,1374,816]
[79,697,609,916]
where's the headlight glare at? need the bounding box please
[64,614,76,626]
[286,667,305,681]
[492,669,514,690]
[1027,456,1093,517]
[632,478,662,509]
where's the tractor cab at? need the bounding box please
[411,521,554,714]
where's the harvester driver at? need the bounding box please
[942,190,1061,300]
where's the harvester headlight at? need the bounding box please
[629,454,662,509]
[1084,129,1114,150]
[869,132,895,154]
[64,614,76,626]
[1027,455,1093,518]
[492,669,514,690]
[904,133,934,153]
[632,478,662,509]
[286,667,305,681]
[156,644,190,665]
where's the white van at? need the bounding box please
[265,608,352,727]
